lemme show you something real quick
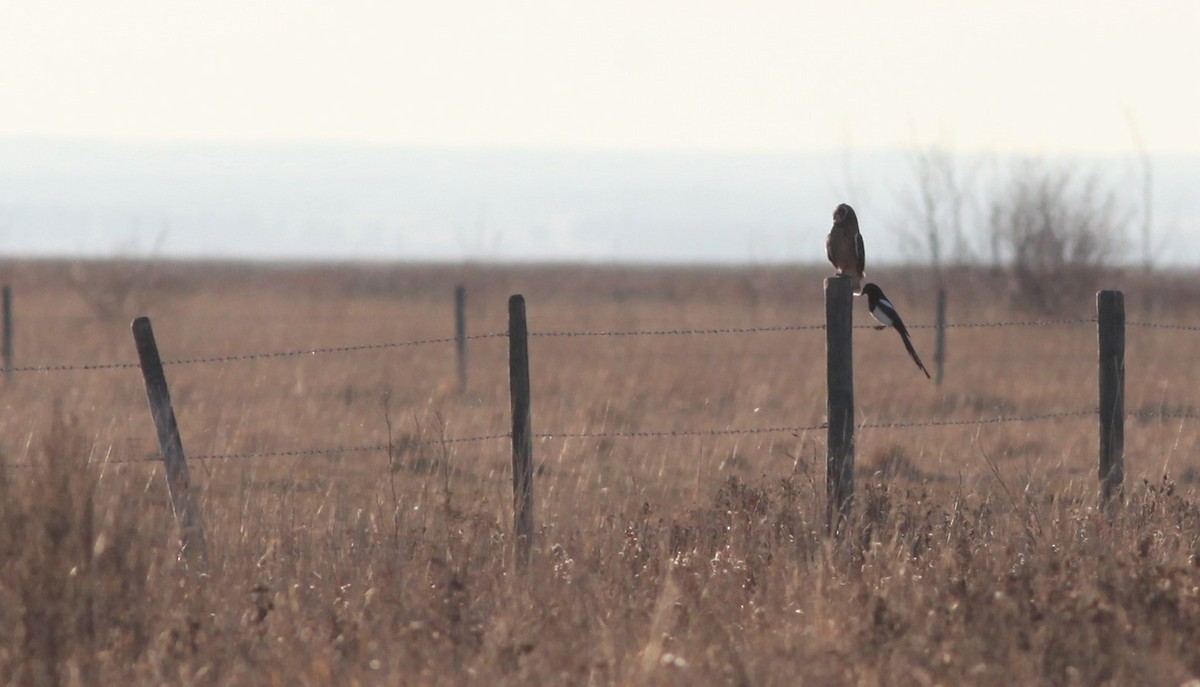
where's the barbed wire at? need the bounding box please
[527,319,1094,338]
[8,360,141,373]
[905,318,1094,330]
[86,411,1090,466]
[531,409,1097,441]
[534,425,823,440]
[1127,321,1200,332]
[5,406,1171,470]
[1129,409,1200,421]
[187,432,514,462]
[15,310,1186,331]
[860,409,1097,429]
[0,315,1167,375]
[4,332,508,373]
[161,332,506,366]
[529,324,824,338]
[100,432,515,465]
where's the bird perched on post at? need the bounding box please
[825,203,865,294]
[861,283,930,379]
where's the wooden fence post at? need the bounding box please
[825,277,855,533]
[934,287,947,386]
[132,316,208,564]
[507,295,534,565]
[1098,290,1125,508]
[455,285,467,394]
[2,285,12,381]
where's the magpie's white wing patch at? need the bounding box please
[870,306,894,328]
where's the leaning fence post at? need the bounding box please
[2,285,12,381]
[132,316,208,564]
[1098,290,1125,508]
[825,277,855,533]
[507,295,534,565]
[934,287,947,386]
[455,285,467,394]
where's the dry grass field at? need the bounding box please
[2,259,1200,686]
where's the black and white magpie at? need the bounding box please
[860,283,930,379]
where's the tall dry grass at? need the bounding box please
[1,260,1199,685]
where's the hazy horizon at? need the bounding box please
[1,138,1198,267]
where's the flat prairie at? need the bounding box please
[2,259,1200,686]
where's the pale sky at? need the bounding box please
[2,0,1197,154]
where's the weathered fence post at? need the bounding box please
[455,284,467,394]
[132,316,208,565]
[934,287,947,386]
[1098,290,1125,508]
[507,295,534,565]
[2,285,12,381]
[825,277,855,533]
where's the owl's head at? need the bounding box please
[833,203,856,225]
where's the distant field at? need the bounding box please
[2,259,1200,685]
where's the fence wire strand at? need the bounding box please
[0,315,1186,376]
[860,409,1097,429]
[527,319,1094,339]
[16,406,1193,470]
[906,318,1094,330]
[162,332,507,367]
[33,409,1099,468]
[1128,321,1200,332]
[6,332,508,373]
[1129,409,1200,421]
[534,425,823,440]
[99,432,515,465]
[540,408,1099,439]
[9,360,141,373]
[529,324,824,338]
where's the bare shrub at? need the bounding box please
[66,259,162,320]
[989,162,1128,313]
[65,231,168,320]
[901,146,983,283]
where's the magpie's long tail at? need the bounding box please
[894,323,931,379]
